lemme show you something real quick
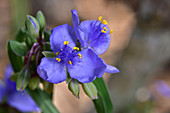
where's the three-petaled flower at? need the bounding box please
[37,9,119,84]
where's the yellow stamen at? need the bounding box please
[98,16,102,21]
[103,27,108,31]
[73,47,79,51]
[68,61,72,64]
[101,30,106,33]
[78,54,81,59]
[64,41,69,45]
[110,29,113,34]
[56,52,59,55]
[102,20,108,25]
[56,58,61,62]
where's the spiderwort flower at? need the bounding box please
[71,9,119,73]
[71,9,113,55]
[37,24,107,83]
[0,64,40,112]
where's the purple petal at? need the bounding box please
[37,57,67,83]
[28,16,38,33]
[7,91,40,112]
[105,64,120,74]
[67,49,106,83]
[0,80,6,102]
[80,20,111,54]
[50,24,77,52]
[71,9,86,48]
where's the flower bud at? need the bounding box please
[82,82,98,100]
[36,11,46,32]
[68,79,79,98]
[25,15,40,37]
[28,76,40,90]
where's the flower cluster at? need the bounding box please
[37,9,119,84]
[0,65,39,112]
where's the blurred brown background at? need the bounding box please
[0,0,170,113]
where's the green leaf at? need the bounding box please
[42,51,56,58]
[93,77,113,113]
[68,79,79,98]
[26,88,60,113]
[9,40,28,56]
[7,41,23,72]
[16,66,31,91]
[82,82,98,100]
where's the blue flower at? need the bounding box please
[71,9,119,73]
[0,64,40,112]
[71,9,113,55]
[37,24,107,83]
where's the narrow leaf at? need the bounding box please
[26,88,60,113]
[82,82,98,100]
[16,27,27,42]
[44,28,51,42]
[93,77,113,113]
[9,40,28,56]
[42,51,56,58]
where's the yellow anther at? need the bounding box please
[98,16,102,21]
[56,52,59,55]
[101,30,106,33]
[73,47,79,51]
[109,29,113,34]
[68,61,72,64]
[64,41,69,45]
[78,54,82,59]
[56,58,61,62]
[103,27,108,31]
[102,20,108,25]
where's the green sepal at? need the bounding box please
[9,40,28,56]
[10,73,18,82]
[16,27,27,42]
[44,28,51,42]
[7,41,23,72]
[82,82,98,100]
[68,79,79,98]
[42,51,56,58]
[43,81,53,94]
[28,76,40,90]
[25,15,40,37]
[93,77,113,113]
[43,42,52,51]
[16,66,31,91]
[36,11,46,32]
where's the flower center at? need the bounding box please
[55,41,81,65]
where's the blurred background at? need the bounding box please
[0,0,170,113]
